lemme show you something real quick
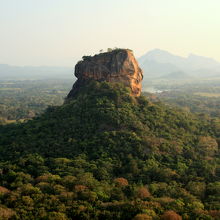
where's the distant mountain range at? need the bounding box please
[0,64,73,80]
[138,49,220,79]
[1,49,220,81]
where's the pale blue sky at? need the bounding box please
[0,0,220,66]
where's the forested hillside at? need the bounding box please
[0,81,219,219]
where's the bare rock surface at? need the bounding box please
[67,49,143,98]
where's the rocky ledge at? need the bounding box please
[67,49,143,98]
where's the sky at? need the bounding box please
[0,0,220,66]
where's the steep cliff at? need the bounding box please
[67,49,143,98]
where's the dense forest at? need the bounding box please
[0,81,219,219]
[1,79,220,123]
[0,80,71,124]
[151,80,220,118]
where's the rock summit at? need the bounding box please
[67,49,143,98]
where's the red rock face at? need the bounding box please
[67,49,143,98]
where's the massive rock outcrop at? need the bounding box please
[67,49,143,98]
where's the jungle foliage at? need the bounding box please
[0,81,219,219]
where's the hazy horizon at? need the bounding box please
[1,0,220,66]
[1,48,220,68]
